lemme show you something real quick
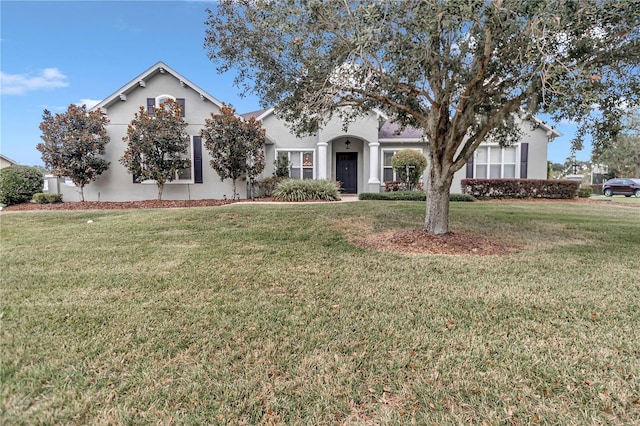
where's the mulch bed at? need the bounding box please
[352,229,518,256]
[2,199,235,211]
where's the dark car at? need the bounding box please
[602,178,640,197]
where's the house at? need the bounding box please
[46,62,561,201]
[0,154,19,169]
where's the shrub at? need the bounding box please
[391,149,428,190]
[384,180,424,192]
[273,154,291,178]
[461,179,579,199]
[0,166,44,206]
[449,193,477,202]
[588,184,603,196]
[577,186,593,198]
[273,179,341,201]
[359,192,475,202]
[256,176,286,197]
[32,192,63,204]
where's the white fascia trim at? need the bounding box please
[256,108,275,121]
[90,61,226,112]
[378,138,424,143]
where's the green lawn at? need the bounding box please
[1,201,639,424]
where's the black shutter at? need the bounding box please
[466,154,474,178]
[193,136,203,184]
[520,143,529,178]
[178,98,186,117]
[147,98,155,116]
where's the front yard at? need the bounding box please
[1,200,638,424]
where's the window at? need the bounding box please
[279,151,314,179]
[147,96,185,117]
[383,151,396,181]
[474,145,517,178]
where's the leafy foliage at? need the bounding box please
[273,179,341,201]
[462,179,580,199]
[202,104,266,199]
[391,149,428,190]
[121,98,190,200]
[32,193,63,204]
[0,166,44,206]
[273,153,291,178]
[359,191,475,201]
[205,0,640,234]
[591,111,640,177]
[37,104,110,202]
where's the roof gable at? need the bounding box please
[91,61,225,112]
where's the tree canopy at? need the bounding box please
[592,111,640,177]
[205,0,640,234]
[202,104,266,199]
[121,98,191,200]
[37,104,110,202]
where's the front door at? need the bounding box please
[336,152,357,193]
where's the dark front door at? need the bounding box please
[336,152,357,193]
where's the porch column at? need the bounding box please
[368,141,380,191]
[317,141,328,179]
[368,142,380,185]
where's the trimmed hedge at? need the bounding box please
[359,191,476,202]
[0,166,44,206]
[577,187,593,198]
[461,179,580,199]
[384,181,424,192]
[273,179,341,201]
[32,192,63,204]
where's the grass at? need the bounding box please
[591,195,640,204]
[1,200,639,424]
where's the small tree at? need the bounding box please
[202,104,266,199]
[0,166,44,206]
[37,104,110,202]
[273,153,291,178]
[391,149,428,191]
[121,98,190,200]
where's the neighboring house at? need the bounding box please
[47,62,561,201]
[0,154,19,169]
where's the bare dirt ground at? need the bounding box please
[3,197,634,255]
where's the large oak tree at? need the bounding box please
[204,0,640,234]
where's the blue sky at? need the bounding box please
[1,0,589,167]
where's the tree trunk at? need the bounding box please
[232,179,237,200]
[157,183,164,200]
[78,186,85,202]
[423,160,454,235]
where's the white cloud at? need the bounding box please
[0,68,69,95]
[78,99,101,109]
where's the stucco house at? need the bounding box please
[0,154,19,169]
[46,62,561,201]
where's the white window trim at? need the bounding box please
[155,94,175,107]
[276,149,316,180]
[380,148,425,184]
[474,144,519,179]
